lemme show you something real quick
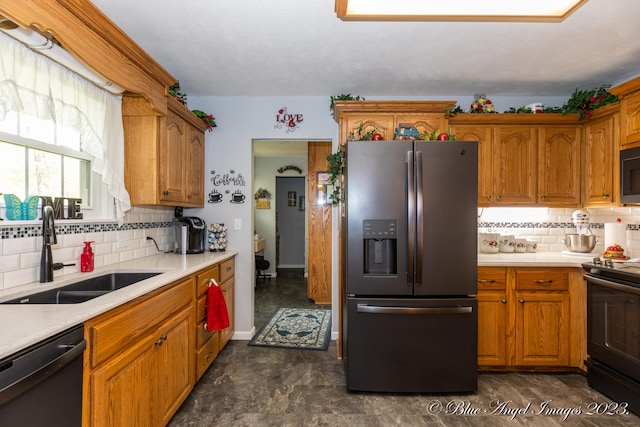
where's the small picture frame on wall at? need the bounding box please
[316,171,332,205]
[288,191,297,207]
[299,196,305,211]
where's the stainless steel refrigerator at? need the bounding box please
[342,139,478,393]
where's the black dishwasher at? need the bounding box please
[0,324,86,427]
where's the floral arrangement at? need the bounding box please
[421,129,456,141]
[470,94,495,113]
[168,81,217,132]
[504,106,562,114]
[277,165,303,174]
[326,146,345,205]
[254,188,271,200]
[329,93,365,113]
[561,85,618,120]
[191,110,216,132]
[347,121,378,141]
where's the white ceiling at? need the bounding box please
[91,0,640,98]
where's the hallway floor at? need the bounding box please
[168,270,640,426]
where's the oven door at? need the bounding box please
[587,275,640,382]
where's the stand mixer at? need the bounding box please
[563,209,597,255]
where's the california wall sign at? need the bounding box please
[274,107,303,133]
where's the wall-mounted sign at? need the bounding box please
[274,107,303,133]
[209,169,247,204]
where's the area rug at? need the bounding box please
[248,307,331,351]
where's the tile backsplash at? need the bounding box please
[3,205,640,291]
[0,206,177,290]
[478,207,640,256]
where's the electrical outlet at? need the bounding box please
[234,218,241,230]
[117,230,129,248]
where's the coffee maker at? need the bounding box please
[172,207,206,254]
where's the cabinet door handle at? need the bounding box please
[602,194,610,199]
[160,334,167,341]
[519,299,525,303]
[163,190,169,195]
[534,279,553,284]
[486,195,492,201]
[501,299,507,304]
[205,352,214,360]
[540,195,546,200]
[478,279,496,283]
[495,195,501,201]
[155,339,163,346]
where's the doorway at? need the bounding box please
[252,139,332,329]
[276,176,306,269]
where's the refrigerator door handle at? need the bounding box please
[415,150,424,285]
[407,150,415,284]
[356,304,473,315]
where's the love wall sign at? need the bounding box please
[274,107,303,133]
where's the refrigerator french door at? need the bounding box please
[342,139,478,392]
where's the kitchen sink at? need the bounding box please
[1,272,162,304]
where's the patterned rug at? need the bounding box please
[248,307,331,351]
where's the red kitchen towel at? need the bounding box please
[205,279,229,331]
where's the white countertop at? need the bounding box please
[0,249,591,360]
[0,250,237,360]
[478,251,597,267]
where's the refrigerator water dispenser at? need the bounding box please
[363,219,397,275]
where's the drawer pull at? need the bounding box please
[478,279,496,283]
[501,299,507,304]
[519,299,525,304]
[534,279,554,284]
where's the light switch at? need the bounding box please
[234,218,241,230]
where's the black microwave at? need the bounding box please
[620,146,640,204]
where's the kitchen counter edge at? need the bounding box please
[0,251,237,360]
[478,252,593,267]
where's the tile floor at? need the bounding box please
[168,269,640,426]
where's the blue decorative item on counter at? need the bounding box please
[3,194,39,220]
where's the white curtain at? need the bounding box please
[0,32,131,220]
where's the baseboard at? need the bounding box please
[277,264,305,269]
[232,327,256,340]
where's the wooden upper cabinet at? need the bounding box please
[124,95,207,207]
[342,114,394,142]
[611,77,640,148]
[186,126,206,203]
[333,100,456,143]
[538,126,581,206]
[582,107,619,207]
[160,110,188,203]
[395,113,448,138]
[493,126,538,205]
[449,125,493,206]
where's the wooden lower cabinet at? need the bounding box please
[83,256,236,426]
[477,267,508,367]
[194,256,235,380]
[84,278,195,427]
[477,266,583,371]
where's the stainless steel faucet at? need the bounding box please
[40,205,57,283]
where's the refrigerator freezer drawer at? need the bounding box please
[345,297,478,393]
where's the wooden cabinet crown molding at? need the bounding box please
[332,100,457,123]
[449,112,581,125]
[0,0,175,114]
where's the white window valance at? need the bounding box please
[0,32,131,220]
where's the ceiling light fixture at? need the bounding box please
[335,0,588,22]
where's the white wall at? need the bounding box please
[185,96,339,339]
